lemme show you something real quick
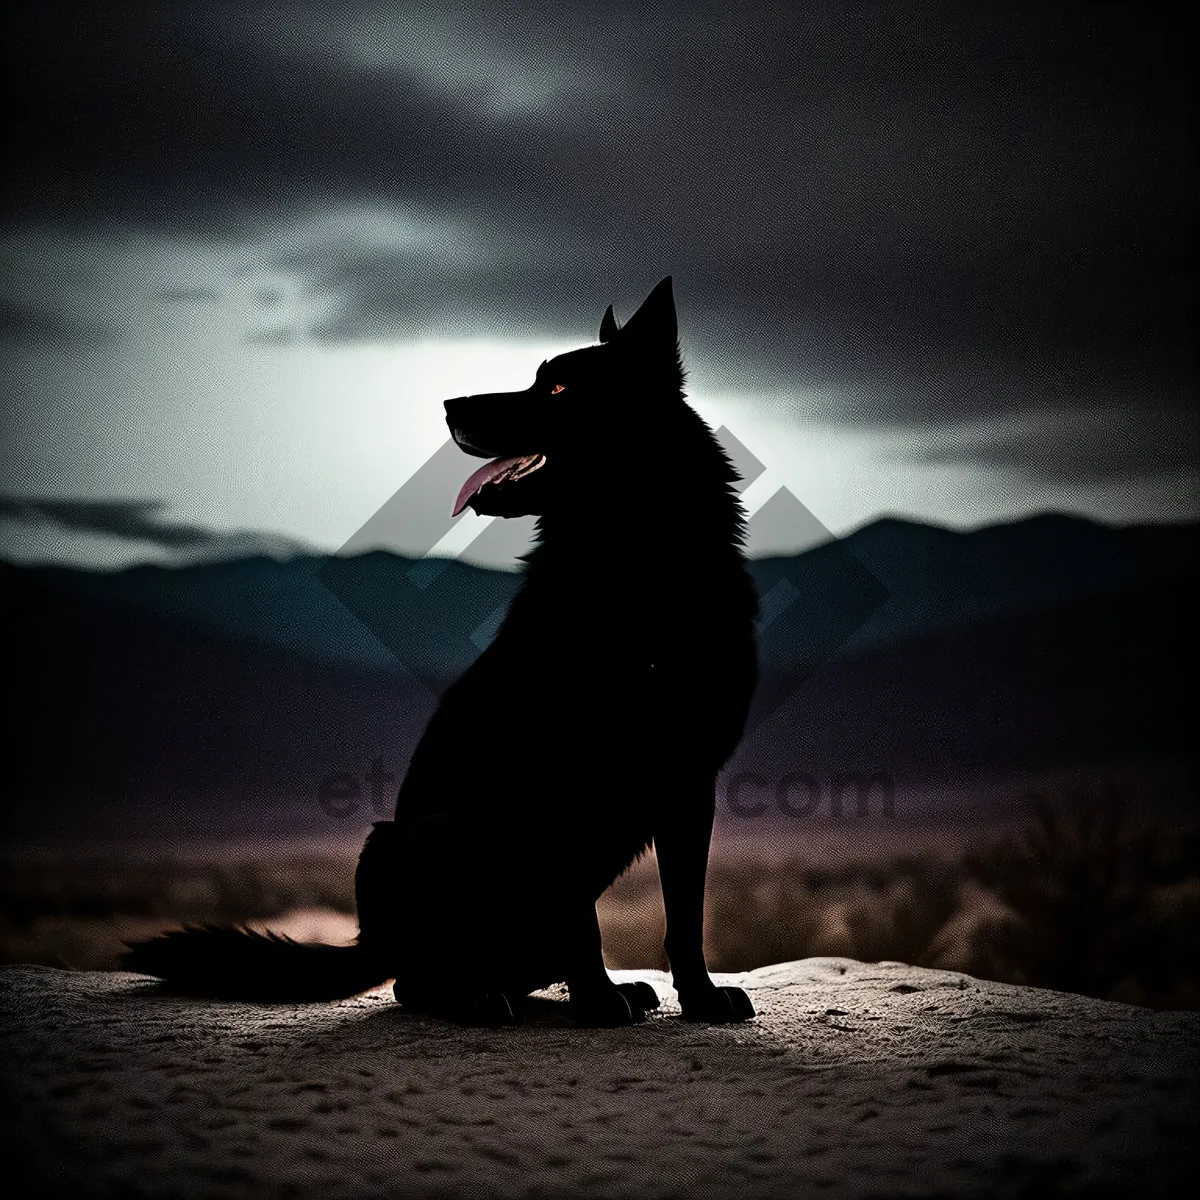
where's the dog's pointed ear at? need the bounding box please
[599,304,620,343]
[621,276,676,346]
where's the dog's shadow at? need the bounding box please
[117,978,658,1032]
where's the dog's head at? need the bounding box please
[445,277,682,518]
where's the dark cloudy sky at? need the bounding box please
[1,1,1194,568]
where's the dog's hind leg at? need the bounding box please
[368,814,532,1025]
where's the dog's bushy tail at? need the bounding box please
[123,926,386,1002]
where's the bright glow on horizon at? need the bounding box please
[2,217,1193,574]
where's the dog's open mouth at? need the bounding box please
[452,453,547,516]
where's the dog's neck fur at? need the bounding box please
[514,401,756,631]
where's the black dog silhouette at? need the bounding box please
[127,279,759,1026]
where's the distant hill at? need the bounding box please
[2,515,1195,838]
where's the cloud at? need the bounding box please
[246,326,300,345]
[0,299,113,346]
[4,1,1193,481]
[158,286,222,304]
[904,405,1200,483]
[0,497,221,547]
[0,497,312,559]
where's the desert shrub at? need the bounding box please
[0,843,359,969]
[2,796,1197,1006]
[956,793,1200,1005]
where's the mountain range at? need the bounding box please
[3,514,1194,839]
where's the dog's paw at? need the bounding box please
[616,980,661,1014]
[677,984,756,1023]
[570,986,645,1027]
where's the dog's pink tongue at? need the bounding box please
[453,456,526,517]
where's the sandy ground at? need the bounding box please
[2,959,1197,1198]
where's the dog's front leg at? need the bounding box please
[656,787,756,1023]
[566,902,660,1026]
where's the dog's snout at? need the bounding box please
[444,387,542,459]
[444,396,473,435]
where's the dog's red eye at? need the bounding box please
[550,383,565,394]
